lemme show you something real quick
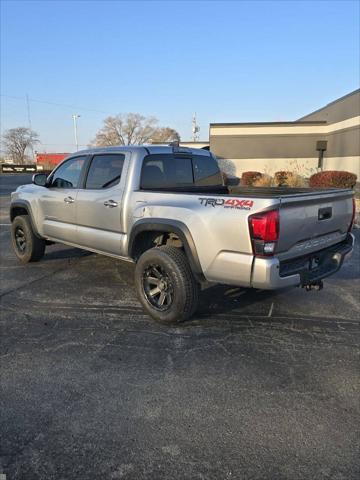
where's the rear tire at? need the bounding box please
[11,215,46,263]
[135,246,199,324]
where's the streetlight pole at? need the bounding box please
[72,114,80,151]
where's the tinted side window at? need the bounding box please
[141,154,193,189]
[51,156,86,188]
[85,154,125,189]
[193,155,223,186]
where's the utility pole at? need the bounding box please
[72,114,80,151]
[192,112,200,142]
[26,94,34,162]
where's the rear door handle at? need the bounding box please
[64,196,75,204]
[104,199,118,208]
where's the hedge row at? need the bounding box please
[241,170,357,188]
[241,171,262,186]
[309,171,357,188]
[274,171,296,186]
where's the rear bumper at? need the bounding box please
[251,233,354,290]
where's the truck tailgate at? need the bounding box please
[277,189,354,260]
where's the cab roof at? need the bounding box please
[75,144,211,157]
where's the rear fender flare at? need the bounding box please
[129,218,204,280]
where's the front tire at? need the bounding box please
[135,246,199,324]
[11,215,46,263]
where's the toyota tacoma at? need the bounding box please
[10,145,355,323]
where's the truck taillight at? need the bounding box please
[348,197,356,232]
[249,210,279,256]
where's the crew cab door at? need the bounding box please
[38,155,88,242]
[75,152,128,255]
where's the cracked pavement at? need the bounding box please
[1,174,360,479]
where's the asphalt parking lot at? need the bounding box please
[1,174,359,480]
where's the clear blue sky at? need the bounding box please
[1,0,359,152]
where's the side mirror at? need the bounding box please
[32,173,48,187]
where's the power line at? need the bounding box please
[38,143,88,146]
[0,94,108,114]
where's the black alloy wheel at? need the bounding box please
[135,245,199,324]
[15,226,27,253]
[143,264,174,311]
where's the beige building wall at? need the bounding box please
[210,90,360,179]
[216,157,320,177]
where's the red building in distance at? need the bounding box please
[35,152,69,172]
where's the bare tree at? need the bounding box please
[92,113,180,146]
[2,127,39,164]
[150,127,180,143]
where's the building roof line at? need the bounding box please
[210,121,327,127]
[297,89,360,121]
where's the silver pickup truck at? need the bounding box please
[10,145,355,323]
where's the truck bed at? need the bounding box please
[219,185,354,262]
[152,185,352,198]
[228,186,352,198]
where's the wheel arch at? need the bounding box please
[10,200,41,237]
[129,219,204,281]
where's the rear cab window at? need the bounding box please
[85,154,125,189]
[193,154,223,186]
[140,153,223,190]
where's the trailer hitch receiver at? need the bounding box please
[304,280,323,292]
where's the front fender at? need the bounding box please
[10,200,42,237]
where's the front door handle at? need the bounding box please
[64,196,75,204]
[104,199,118,208]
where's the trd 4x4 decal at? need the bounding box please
[199,197,254,210]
